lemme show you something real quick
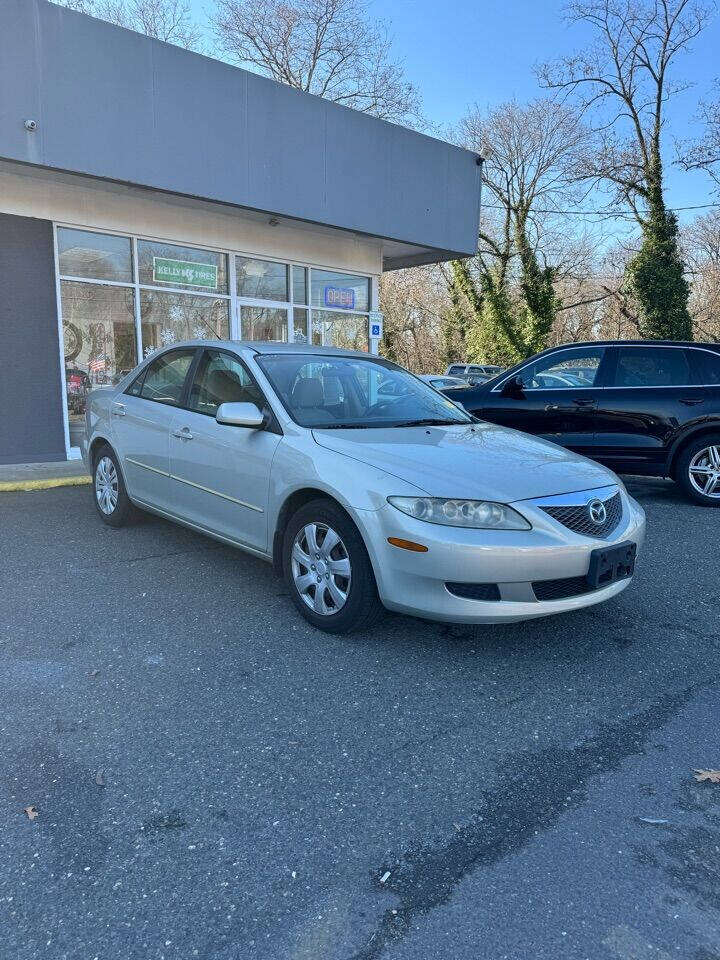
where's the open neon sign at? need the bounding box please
[324,286,355,309]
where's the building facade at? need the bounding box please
[0,0,481,464]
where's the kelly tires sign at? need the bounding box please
[153,257,218,289]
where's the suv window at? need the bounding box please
[128,349,195,405]
[447,365,465,376]
[687,348,720,385]
[613,347,690,387]
[517,348,606,390]
[188,350,265,416]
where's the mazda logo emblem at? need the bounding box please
[588,499,607,525]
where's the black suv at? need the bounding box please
[442,340,720,506]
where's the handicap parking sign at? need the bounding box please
[369,311,383,339]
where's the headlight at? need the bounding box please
[387,497,531,529]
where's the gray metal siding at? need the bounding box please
[0,214,66,464]
[0,0,480,259]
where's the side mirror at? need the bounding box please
[500,375,525,398]
[216,401,265,428]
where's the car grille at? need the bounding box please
[532,575,593,602]
[540,491,622,539]
[445,582,501,601]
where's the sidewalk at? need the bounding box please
[0,459,90,492]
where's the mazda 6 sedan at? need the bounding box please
[82,341,646,634]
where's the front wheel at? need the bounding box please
[676,434,720,506]
[282,499,384,633]
[92,444,139,526]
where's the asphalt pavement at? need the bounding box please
[1,477,719,960]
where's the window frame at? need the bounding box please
[686,346,720,387]
[125,347,199,408]
[492,346,610,392]
[185,347,271,420]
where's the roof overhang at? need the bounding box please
[0,0,481,269]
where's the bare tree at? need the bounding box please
[449,98,591,363]
[379,267,451,372]
[212,0,420,123]
[538,0,710,220]
[680,82,720,191]
[538,0,713,341]
[52,0,203,49]
[684,210,720,338]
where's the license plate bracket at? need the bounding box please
[587,540,637,590]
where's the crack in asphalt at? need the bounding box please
[350,679,718,960]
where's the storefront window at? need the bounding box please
[241,306,288,341]
[137,240,228,295]
[60,281,137,446]
[236,257,289,302]
[55,225,376,452]
[315,310,368,351]
[310,270,370,312]
[140,291,229,353]
[58,228,133,282]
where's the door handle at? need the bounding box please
[111,403,126,417]
[173,427,193,440]
[572,398,596,407]
[680,397,703,406]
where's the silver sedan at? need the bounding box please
[83,341,646,633]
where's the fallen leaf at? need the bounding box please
[693,769,720,783]
[95,769,106,787]
[24,806,39,821]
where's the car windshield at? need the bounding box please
[257,354,473,429]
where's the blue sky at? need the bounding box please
[188,0,719,217]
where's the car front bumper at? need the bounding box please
[361,486,646,624]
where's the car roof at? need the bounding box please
[541,339,720,352]
[159,339,375,360]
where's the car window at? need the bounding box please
[687,348,720,385]
[517,349,606,390]
[188,350,265,416]
[612,347,690,387]
[447,365,465,375]
[131,349,195,405]
[258,354,472,428]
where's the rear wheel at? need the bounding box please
[676,434,720,506]
[92,444,139,526]
[282,499,384,633]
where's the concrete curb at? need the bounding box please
[0,475,91,493]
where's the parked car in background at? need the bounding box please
[419,374,473,390]
[83,342,645,633]
[441,340,720,506]
[446,362,505,379]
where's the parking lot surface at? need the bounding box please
[1,477,720,960]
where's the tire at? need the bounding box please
[675,433,720,506]
[92,443,139,527]
[282,498,384,634]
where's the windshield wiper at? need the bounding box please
[315,423,367,429]
[392,418,467,427]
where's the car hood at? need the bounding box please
[312,422,617,502]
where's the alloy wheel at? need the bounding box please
[688,444,720,499]
[95,456,119,515]
[291,523,352,616]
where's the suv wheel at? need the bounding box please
[676,434,720,506]
[282,499,384,633]
[92,444,139,526]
